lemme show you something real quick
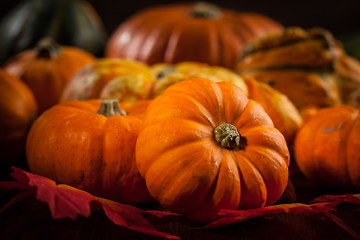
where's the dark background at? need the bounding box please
[1,0,359,39]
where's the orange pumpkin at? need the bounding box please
[4,38,96,113]
[294,106,360,191]
[244,77,302,145]
[60,58,156,103]
[26,99,152,204]
[136,78,290,222]
[0,69,37,167]
[106,2,283,69]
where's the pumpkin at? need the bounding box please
[0,0,107,64]
[26,99,152,204]
[236,27,360,109]
[151,61,248,98]
[60,58,156,103]
[244,77,302,145]
[0,69,37,167]
[106,2,283,69]
[4,38,95,113]
[294,105,360,191]
[136,78,290,222]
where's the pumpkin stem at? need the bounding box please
[96,99,127,117]
[214,123,247,150]
[36,38,62,59]
[190,2,220,19]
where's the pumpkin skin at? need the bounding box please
[236,27,360,109]
[60,58,156,104]
[244,77,302,145]
[106,2,283,69]
[4,38,96,113]
[151,61,248,98]
[136,78,290,222]
[26,99,152,204]
[294,106,360,191]
[0,69,37,166]
[0,0,107,64]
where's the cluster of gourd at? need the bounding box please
[1,1,359,223]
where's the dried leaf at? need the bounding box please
[0,167,179,240]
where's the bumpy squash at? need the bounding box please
[106,2,283,69]
[151,61,248,98]
[136,78,290,222]
[294,106,360,191]
[26,99,152,204]
[4,38,95,113]
[60,58,156,103]
[236,27,360,109]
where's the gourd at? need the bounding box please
[294,105,360,191]
[0,0,107,65]
[136,78,290,222]
[0,69,37,167]
[26,99,152,204]
[106,2,283,69]
[60,58,156,104]
[236,27,360,109]
[4,38,95,113]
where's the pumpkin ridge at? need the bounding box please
[231,151,267,208]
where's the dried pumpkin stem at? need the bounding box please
[96,99,127,117]
[214,123,247,150]
[191,2,220,19]
[36,38,61,59]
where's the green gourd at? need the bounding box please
[0,0,107,65]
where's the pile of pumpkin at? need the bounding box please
[1,1,359,223]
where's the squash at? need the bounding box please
[0,69,37,167]
[0,0,107,64]
[60,58,156,104]
[136,78,290,222]
[4,38,95,113]
[151,61,248,98]
[294,105,360,191]
[106,2,283,69]
[236,27,360,109]
[244,77,302,145]
[26,99,152,204]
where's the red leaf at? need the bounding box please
[0,167,179,240]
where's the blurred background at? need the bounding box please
[1,0,359,39]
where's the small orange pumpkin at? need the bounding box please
[26,99,152,204]
[4,38,96,113]
[0,69,37,167]
[294,105,360,191]
[136,78,289,222]
[106,2,283,69]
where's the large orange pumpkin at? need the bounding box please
[0,69,37,167]
[294,105,360,191]
[106,2,283,69]
[26,99,152,204]
[60,58,156,103]
[136,78,290,222]
[4,38,96,113]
